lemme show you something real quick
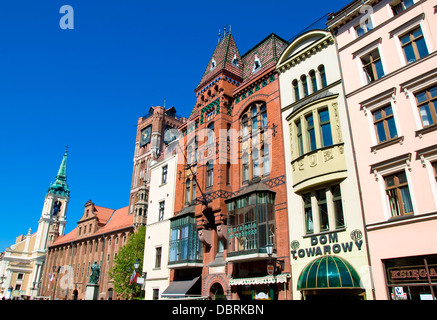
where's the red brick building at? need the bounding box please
[129,105,186,226]
[39,200,133,300]
[168,31,291,300]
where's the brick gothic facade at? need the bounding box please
[170,32,291,300]
[40,201,132,300]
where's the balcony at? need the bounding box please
[226,188,276,263]
[168,213,203,269]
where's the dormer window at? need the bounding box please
[253,54,261,73]
[232,54,239,67]
[210,58,216,71]
[391,0,414,16]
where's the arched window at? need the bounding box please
[309,70,317,93]
[293,79,300,101]
[318,65,327,88]
[301,75,309,97]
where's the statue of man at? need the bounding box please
[89,261,100,284]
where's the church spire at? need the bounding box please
[47,148,70,197]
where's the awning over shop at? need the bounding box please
[297,255,362,291]
[161,276,201,299]
[230,273,291,286]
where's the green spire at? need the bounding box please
[47,149,70,197]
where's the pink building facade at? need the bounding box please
[328,0,437,300]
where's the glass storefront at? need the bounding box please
[384,254,437,300]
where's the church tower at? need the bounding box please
[35,149,70,251]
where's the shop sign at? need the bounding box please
[290,230,364,260]
[387,265,437,283]
[228,222,257,240]
[267,262,274,276]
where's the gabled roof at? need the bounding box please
[50,206,132,247]
[196,33,243,91]
[240,33,288,83]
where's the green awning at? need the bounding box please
[297,255,362,290]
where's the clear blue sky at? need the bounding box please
[0,0,350,251]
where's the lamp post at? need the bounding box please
[265,243,284,275]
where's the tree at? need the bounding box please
[108,226,146,299]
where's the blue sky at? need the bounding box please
[0,0,350,251]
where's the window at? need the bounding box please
[232,54,239,67]
[155,247,162,269]
[400,26,429,64]
[301,75,309,97]
[316,189,329,231]
[318,65,327,88]
[373,105,398,143]
[242,115,249,138]
[153,289,159,300]
[261,104,267,128]
[253,148,259,178]
[361,49,385,83]
[293,80,300,101]
[319,109,333,147]
[169,215,202,264]
[253,55,261,72]
[391,0,414,16]
[303,185,345,234]
[306,114,317,152]
[192,179,197,201]
[242,153,249,182]
[186,179,191,203]
[296,120,304,157]
[207,122,215,145]
[310,70,318,93]
[303,193,313,234]
[331,185,345,229]
[17,273,24,280]
[206,162,213,188]
[226,162,231,185]
[432,161,437,182]
[161,165,168,185]
[354,17,373,37]
[252,106,258,132]
[385,171,414,217]
[227,192,276,257]
[263,143,270,175]
[415,85,437,127]
[158,201,165,221]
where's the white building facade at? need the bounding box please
[277,29,373,300]
[142,146,178,300]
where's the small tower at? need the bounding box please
[133,177,148,229]
[35,149,70,251]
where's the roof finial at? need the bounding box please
[164,99,166,108]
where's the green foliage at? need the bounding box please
[108,226,146,299]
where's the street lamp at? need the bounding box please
[265,243,284,274]
[134,258,140,271]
